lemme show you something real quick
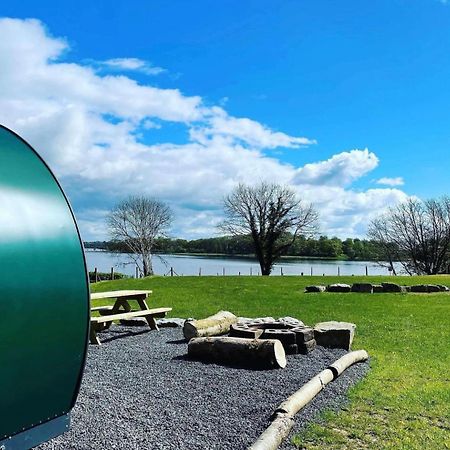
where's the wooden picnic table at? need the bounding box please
[90,290,172,345]
[91,289,153,314]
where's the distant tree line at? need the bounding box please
[84,234,384,260]
[98,189,449,276]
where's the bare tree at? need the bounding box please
[107,196,173,276]
[368,197,450,275]
[221,182,318,275]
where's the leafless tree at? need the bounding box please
[221,182,318,275]
[368,197,450,275]
[107,196,173,276]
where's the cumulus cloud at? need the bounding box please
[190,107,316,149]
[0,18,408,240]
[293,149,379,186]
[376,177,404,187]
[98,57,166,75]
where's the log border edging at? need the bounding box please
[247,349,369,450]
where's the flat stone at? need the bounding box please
[298,339,317,354]
[229,324,263,339]
[278,316,305,327]
[410,284,428,293]
[327,283,351,293]
[156,318,185,328]
[246,317,276,324]
[247,320,295,330]
[305,285,326,293]
[372,284,384,293]
[351,283,373,293]
[290,326,315,343]
[381,282,404,293]
[237,317,254,325]
[314,321,356,350]
[410,284,442,293]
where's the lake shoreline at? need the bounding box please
[85,249,386,263]
[85,250,396,277]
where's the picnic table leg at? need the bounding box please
[113,298,132,313]
[89,324,101,345]
[145,315,159,331]
[136,296,150,311]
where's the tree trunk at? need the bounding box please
[142,255,154,276]
[188,336,287,369]
[183,311,238,340]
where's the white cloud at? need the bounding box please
[190,107,316,149]
[376,176,404,187]
[99,57,166,75]
[293,149,379,186]
[0,18,409,240]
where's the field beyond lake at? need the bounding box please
[91,275,450,449]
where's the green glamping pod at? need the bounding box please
[0,125,90,449]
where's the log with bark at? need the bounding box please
[183,310,238,340]
[247,349,369,450]
[188,336,287,369]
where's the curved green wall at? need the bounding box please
[0,126,89,440]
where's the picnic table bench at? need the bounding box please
[90,290,172,345]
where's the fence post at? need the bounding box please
[280,267,283,276]
[94,267,98,283]
[310,267,313,276]
[338,266,340,276]
[365,266,368,276]
[223,267,225,276]
[250,267,252,276]
[170,267,174,277]
[135,265,138,279]
[110,267,114,281]
[199,268,202,276]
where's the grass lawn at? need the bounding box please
[91,275,450,449]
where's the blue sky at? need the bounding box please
[0,1,449,239]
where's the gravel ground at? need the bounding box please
[38,326,369,450]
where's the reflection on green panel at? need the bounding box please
[0,125,89,440]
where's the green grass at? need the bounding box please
[91,275,450,449]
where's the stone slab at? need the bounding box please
[381,282,404,293]
[305,285,326,293]
[351,283,373,293]
[327,283,352,293]
[314,321,356,350]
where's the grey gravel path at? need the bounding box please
[38,326,369,450]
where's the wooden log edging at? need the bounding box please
[247,350,369,450]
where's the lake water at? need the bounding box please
[85,250,396,277]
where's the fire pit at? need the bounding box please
[230,319,317,355]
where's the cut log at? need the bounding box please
[183,310,238,340]
[188,336,287,369]
[248,414,294,450]
[247,349,369,450]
